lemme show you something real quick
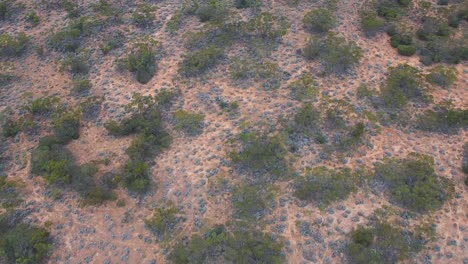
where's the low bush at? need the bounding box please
[166,10,184,34]
[105,93,175,194]
[303,33,363,74]
[235,0,260,9]
[25,11,40,26]
[48,17,95,52]
[71,78,92,95]
[360,11,386,34]
[60,53,89,75]
[415,106,467,133]
[0,1,8,20]
[397,45,416,56]
[426,65,457,87]
[179,45,224,75]
[230,131,290,181]
[232,185,271,220]
[53,109,81,144]
[380,64,426,109]
[0,223,52,264]
[119,37,159,84]
[173,110,205,135]
[303,8,336,33]
[195,0,228,23]
[1,116,32,138]
[463,143,468,175]
[145,206,180,237]
[0,177,21,208]
[132,3,156,27]
[292,104,321,135]
[99,30,125,54]
[26,96,60,115]
[294,166,356,208]
[0,32,29,57]
[288,74,319,101]
[346,222,423,264]
[374,153,451,213]
[170,225,284,264]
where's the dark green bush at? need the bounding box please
[294,166,356,208]
[195,0,228,22]
[60,53,89,75]
[360,11,386,33]
[235,0,260,9]
[173,110,205,135]
[293,104,321,134]
[120,38,158,84]
[374,153,451,213]
[390,34,412,48]
[25,11,40,26]
[0,177,21,208]
[397,45,416,56]
[380,64,426,108]
[170,225,284,264]
[145,206,180,237]
[303,33,363,74]
[347,222,422,264]
[1,116,32,138]
[376,0,409,20]
[105,93,174,194]
[30,136,75,185]
[244,12,289,40]
[53,109,81,144]
[230,131,289,181]
[416,106,467,133]
[0,224,51,264]
[303,9,336,33]
[62,0,80,18]
[0,1,8,20]
[179,45,224,75]
[0,32,29,57]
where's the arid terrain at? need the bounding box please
[0,0,467,263]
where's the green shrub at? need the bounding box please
[30,136,75,185]
[105,93,174,194]
[71,78,92,95]
[374,153,451,213]
[195,0,228,22]
[303,9,336,33]
[79,96,102,120]
[166,10,184,33]
[288,74,318,101]
[62,0,80,18]
[390,34,412,48]
[293,104,321,134]
[416,106,467,133]
[0,1,8,20]
[346,222,422,264]
[380,64,426,108]
[120,160,151,193]
[0,32,29,57]
[173,110,205,135]
[235,0,260,9]
[99,30,125,54]
[25,11,40,26]
[376,0,409,20]
[426,65,457,87]
[53,109,81,144]
[397,45,416,56]
[463,143,468,175]
[132,4,156,27]
[60,53,89,74]
[1,116,32,138]
[179,45,224,75]
[120,37,159,84]
[48,17,94,52]
[27,96,60,115]
[360,11,386,33]
[0,177,22,208]
[232,185,271,220]
[170,225,284,264]
[294,166,356,208]
[230,131,289,181]
[303,33,363,74]
[245,12,289,40]
[0,224,51,264]
[145,206,180,237]
[230,57,281,88]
